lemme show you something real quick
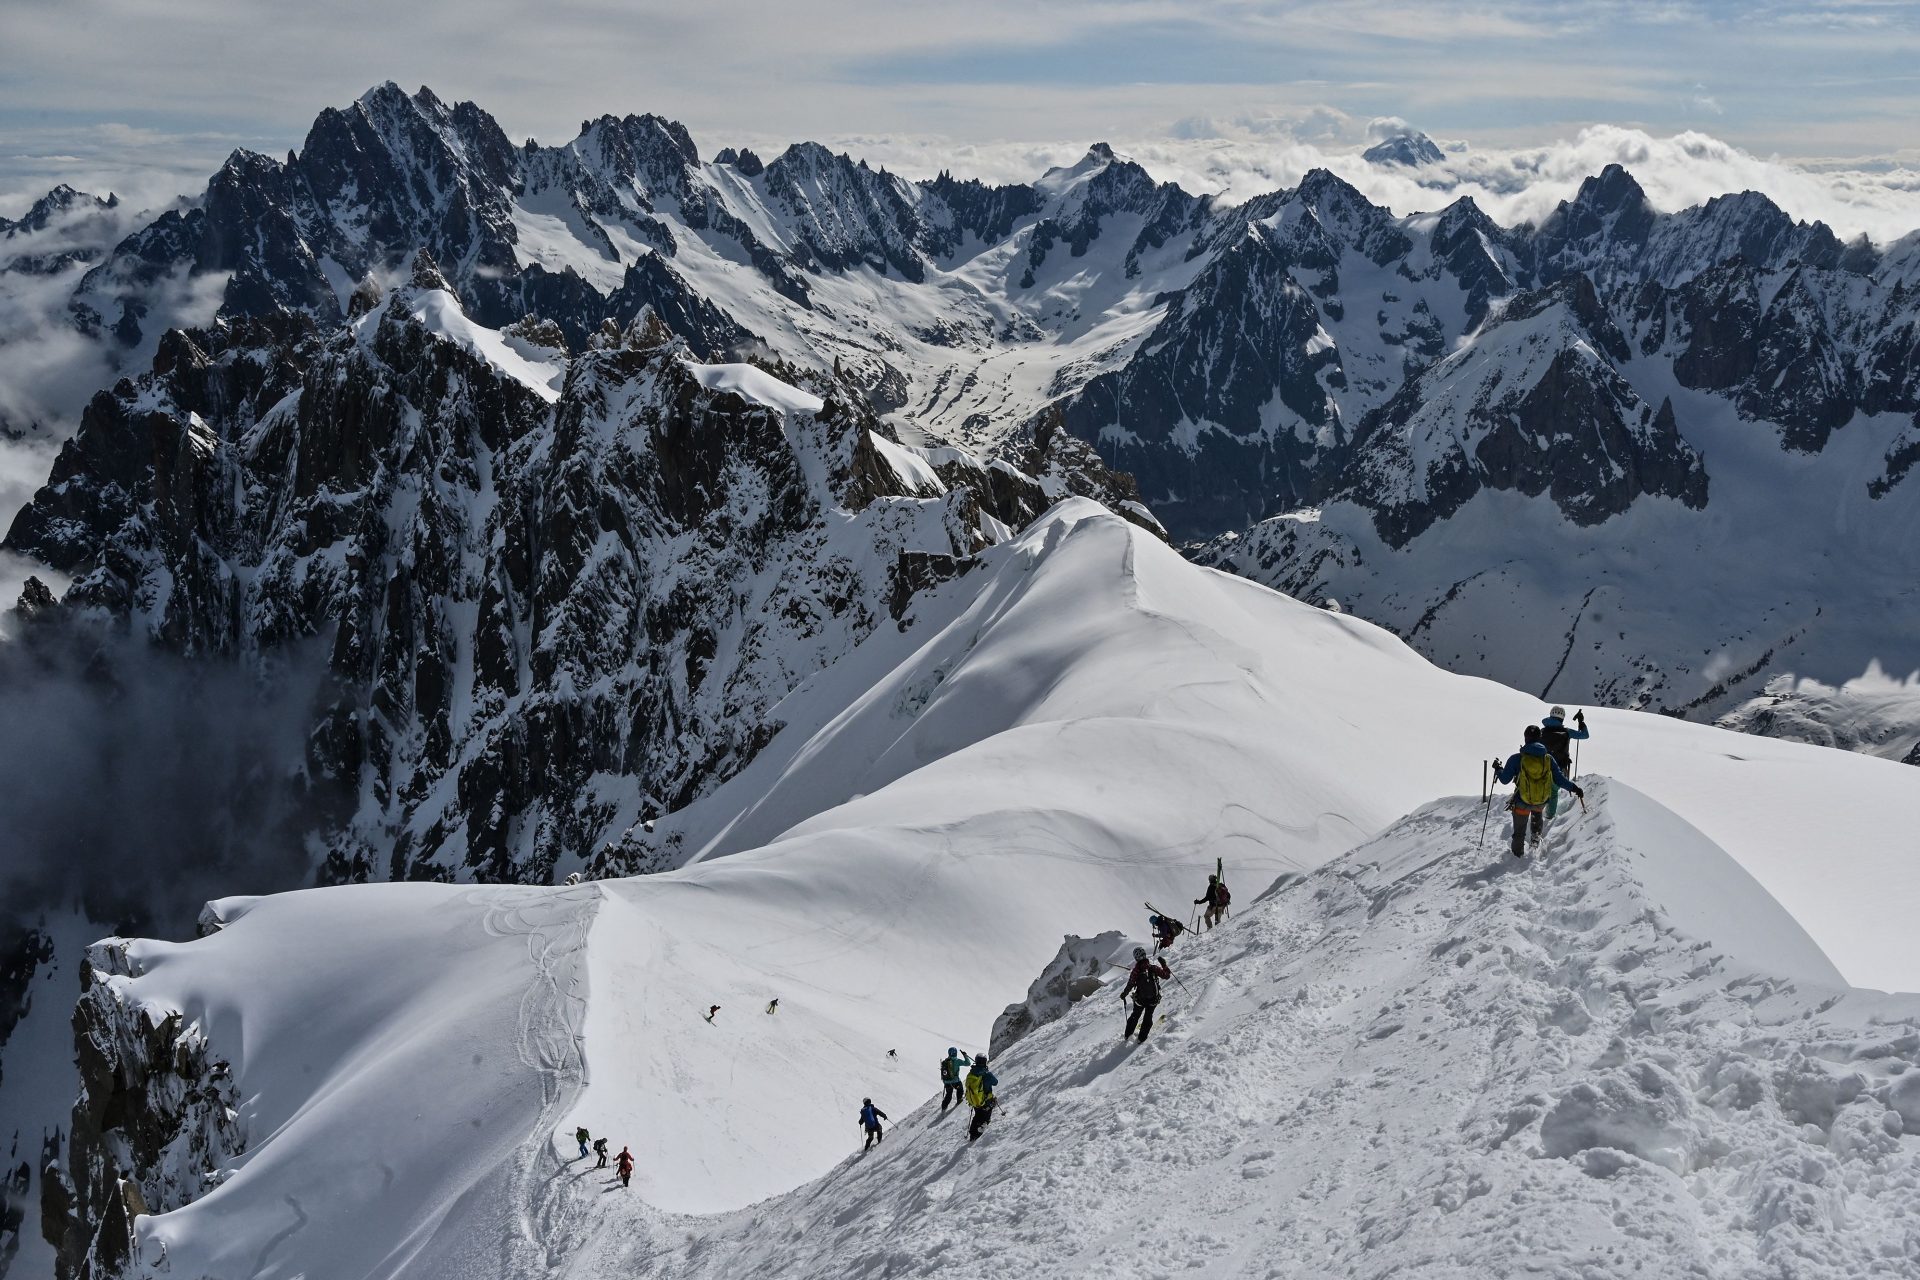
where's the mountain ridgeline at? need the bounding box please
[48,83,1920,546]
[7,80,1920,893]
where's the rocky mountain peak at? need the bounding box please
[1362,129,1445,167]
[407,248,453,293]
[9,184,119,236]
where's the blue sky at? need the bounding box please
[2,0,1918,213]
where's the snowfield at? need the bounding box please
[88,503,1920,1278]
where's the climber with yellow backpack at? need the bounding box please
[1494,724,1584,858]
[964,1054,999,1142]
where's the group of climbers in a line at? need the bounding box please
[659,709,1598,1172]
[1492,706,1591,858]
[573,1126,635,1187]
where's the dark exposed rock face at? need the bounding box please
[5,261,1137,890]
[48,84,1920,549]
[1335,276,1708,546]
[39,941,243,1280]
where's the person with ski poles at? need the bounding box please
[964,1054,999,1142]
[1194,873,1231,930]
[938,1047,969,1112]
[1538,707,1590,822]
[1120,946,1172,1043]
[858,1098,890,1151]
[1494,724,1584,858]
[593,1136,609,1168]
[615,1145,635,1188]
[574,1126,591,1159]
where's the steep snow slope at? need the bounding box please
[74,504,1920,1279]
[616,781,1920,1279]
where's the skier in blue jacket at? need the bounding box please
[858,1098,889,1151]
[1495,725,1584,857]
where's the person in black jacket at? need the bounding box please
[1121,947,1171,1043]
[1194,873,1230,930]
[858,1098,889,1151]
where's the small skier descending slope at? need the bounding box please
[1120,946,1172,1043]
[858,1098,889,1151]
[1494,725,1584,858]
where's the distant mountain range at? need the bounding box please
[5,81,1918,821]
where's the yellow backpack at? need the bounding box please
[1516,752,1554,807]
[964,1071,991,1107]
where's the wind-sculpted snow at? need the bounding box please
[58,506,1920,1278]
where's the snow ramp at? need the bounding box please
[597,779,1920,1279]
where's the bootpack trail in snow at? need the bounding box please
[568,779,1920,1279]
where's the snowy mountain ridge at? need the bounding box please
[35,502,1920,1279]
[23,82,1918,749]
[49,83,1920,540]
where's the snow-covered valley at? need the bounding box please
[56,505,1920,1279]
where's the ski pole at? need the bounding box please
[1478,760,1494,849]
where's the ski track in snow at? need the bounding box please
[478,885,602,1278]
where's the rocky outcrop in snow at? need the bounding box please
[39,941,242,1280]
[990,931,1131,1056]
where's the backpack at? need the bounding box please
[964,1071,991,1108]
[1516,752,1555,807]
[1541,724,1572,769]
[940,1056,959,1083]
[1131,961,1162,1005]
[1215,882,1231,908]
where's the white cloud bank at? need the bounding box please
[804,118,1920,246]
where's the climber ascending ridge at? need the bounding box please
[1494,724,1584,858]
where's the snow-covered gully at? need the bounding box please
[592,781,1920,1279]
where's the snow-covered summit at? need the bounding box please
[51,503,1920,1277]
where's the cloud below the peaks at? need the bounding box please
[791,120,1920,246]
